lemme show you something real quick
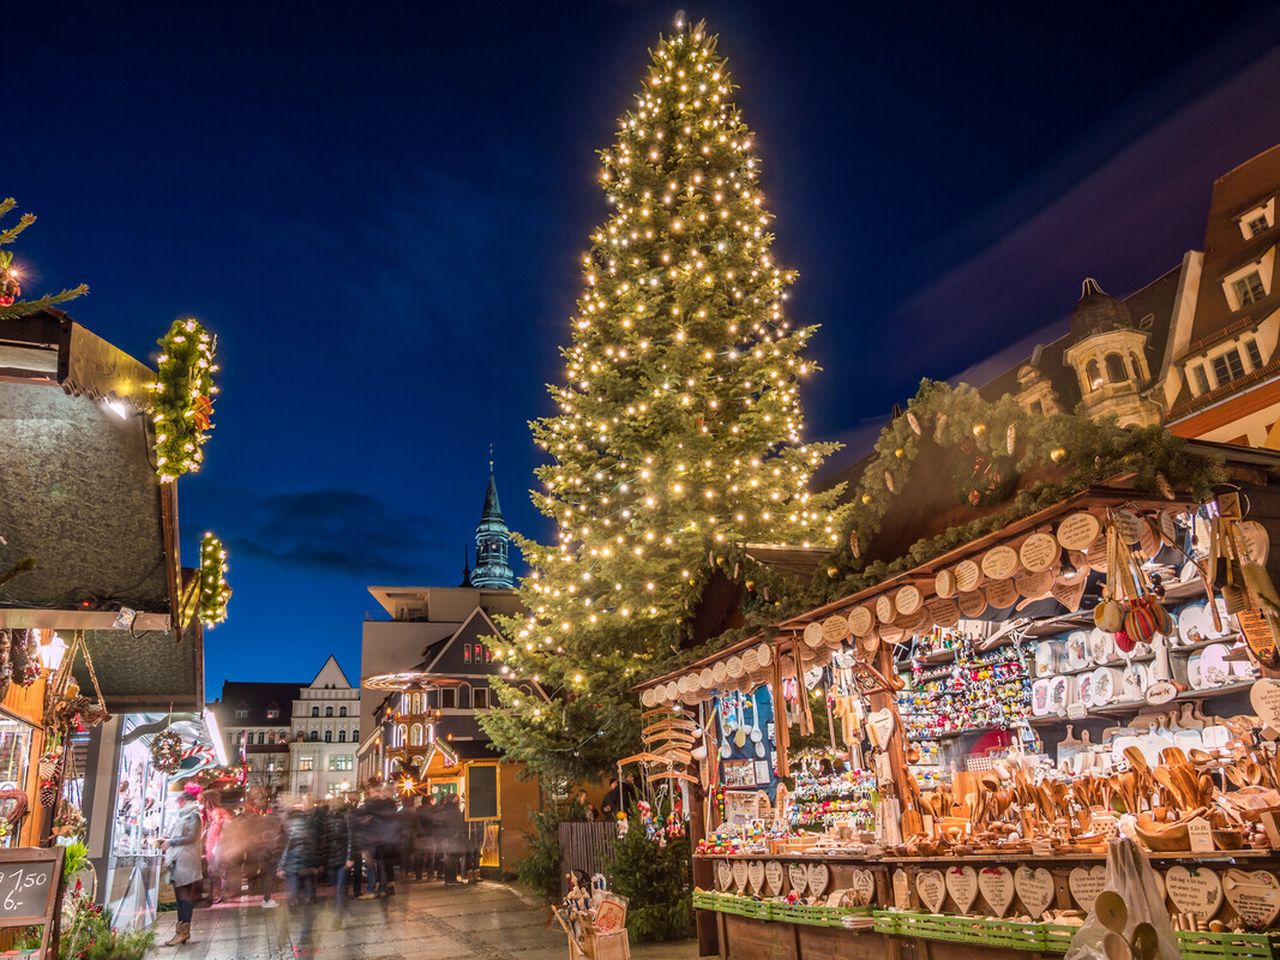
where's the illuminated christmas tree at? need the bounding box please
[481,20,846,782]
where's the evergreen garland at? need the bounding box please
[198,532,231,626]
[149,318,218,482]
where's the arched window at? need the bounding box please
[309,730,319,741]
[410,723,424,747]
[1130,352,1144,381]
[324,730,332,743]
[339,729,347,742]
[395,724,407,747]
[311,706,319,717]
[325,706,333,717]
[257,732,264,744]
[410,694,419,714]
[1086,359,1102,389]
[1105,353,1127,383]
[339,706,347,717]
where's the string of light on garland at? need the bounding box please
[148,318,219,482]
[198,532,231,626]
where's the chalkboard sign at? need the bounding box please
[0,846,64,958]
[465,763,499,821]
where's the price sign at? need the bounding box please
[0,847,64,958]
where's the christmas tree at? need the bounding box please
[0,198,87,320]
[480,19,847,783]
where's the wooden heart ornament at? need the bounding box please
[946,865,979,914]
[893,869,910,910]
[1068,866,1108,913]
[732,861,749,893]
[716,861,733,892]
[917,869,946,914]
[979,866,1015,917]
[851,869,876,907]
[788,863,808,897]
[747,861,765,895]
[1165,866,1223,922]
[1015,866,1055,919]
[764,861,784,897]
[807,863,831,897]
[1223,870,1280,929]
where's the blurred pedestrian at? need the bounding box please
[438,794,466,884]
[160,785,203,947]
[201,790,230,904]
[356,783,397,898]
[279,797,320,905]
[412,797,434,880]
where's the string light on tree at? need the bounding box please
[479,18,848,783]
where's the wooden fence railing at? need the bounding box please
[558,820,617,895]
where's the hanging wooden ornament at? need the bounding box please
[1155,471,1176,501]
[933,413,948,443]
[907,411,922,435]
[1057,512,1100,551]
[1005,423,1017,456]
[847,606,874,638]
[1019,532,1059,573]
[895,584,922,617]
[848,529,861,559]
[981,545,1018,581]
[935,568,957,598]
[884,471,895,494]
[954,560,981,593]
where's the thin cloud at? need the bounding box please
[227,489,450,577]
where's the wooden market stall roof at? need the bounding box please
[633,481,1195,693]
[0,309,203,709]
[778,482,1197,630]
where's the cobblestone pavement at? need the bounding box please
[148,880,700,960]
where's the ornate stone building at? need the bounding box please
[979,143,1280,445]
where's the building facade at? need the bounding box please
[212,680,299,795]
[974,144,1280,446]
[357,466,542,869]
[288,656,360,798]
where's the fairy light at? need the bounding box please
[484,19,849,722]
[148,318,219,482]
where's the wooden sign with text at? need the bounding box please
[0,847,64,959]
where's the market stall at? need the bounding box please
[633,384,1280,960]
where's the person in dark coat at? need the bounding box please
[278,801,320,905]
[438,795,466,884]
[355,785,398,898]
[412,798,434,880]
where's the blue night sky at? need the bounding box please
[6,3,1280,695]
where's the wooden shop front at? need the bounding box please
[633,385,1280,960]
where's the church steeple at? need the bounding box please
[469,450,514,589]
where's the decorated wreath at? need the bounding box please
[150,730,184,775]
[150,318,218,482]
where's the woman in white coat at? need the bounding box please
[160,787,203,946]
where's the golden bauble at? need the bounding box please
[972,422,988,438]
[894,447,905,458]
[827,565,840,578]
[861,493,873,505]
[1050,447,1067,464]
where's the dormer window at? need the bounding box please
[1245,338,1264,369]
[265,704,280,720]
[1237,198,1276,240]
[1212,348,1245,386]
[1233,271,1266,308]
[1191,364,1210,394]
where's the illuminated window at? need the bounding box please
[329,755,354,772]
[410,723,424,746]
[464,645,472,663]
[298,756,314,772]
